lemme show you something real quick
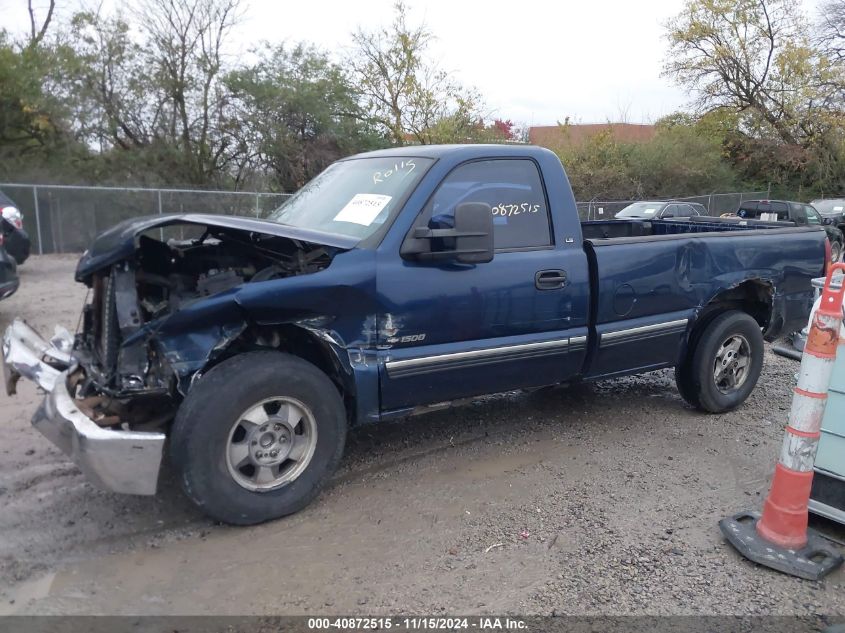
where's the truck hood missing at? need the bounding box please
[75,213,359,281]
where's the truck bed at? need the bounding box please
[581,216,797,241]
[578,216,826,380]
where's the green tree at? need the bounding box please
[664,0,836,146]
[630,114,738,197]
[227,43,384,190]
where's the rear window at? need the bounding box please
[737,201,788,221]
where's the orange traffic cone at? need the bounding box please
[720,263,845,580]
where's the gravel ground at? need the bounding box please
[0,255,844,616]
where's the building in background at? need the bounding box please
[528,123,656,149]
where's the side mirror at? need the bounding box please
[824,217,833,225]
[402,202,494,264]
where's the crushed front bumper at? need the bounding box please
[3,318,165,495]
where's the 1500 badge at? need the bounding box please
[387,333,427,344]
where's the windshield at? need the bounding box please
[268,157,433,241]
[615,202,665,218]
[811,199,845,215]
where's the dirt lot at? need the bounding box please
[1,255,844,616]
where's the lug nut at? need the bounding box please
[270,450,278,457]
[274,423,282,431]
[251,440,258,446]
[260,425,268,432]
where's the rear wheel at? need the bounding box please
[170,351,347,525]
[832,240,843,264]
[678,310,764,413]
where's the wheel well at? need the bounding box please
[685,280,774,358]
[701,281,773,328]
[207,324,356,424]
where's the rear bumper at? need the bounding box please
[3,319,165,496]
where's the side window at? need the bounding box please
[425,159,551,250]
[791,203,808,225]
[661,204,677,218]
[677,204,695,217]
[770,202,788,220]
[805,205,822,225]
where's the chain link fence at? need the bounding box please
[576,191,769,221]
[0,184,292,255]
[0,183,772,254]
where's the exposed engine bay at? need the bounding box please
[70,224,336,429]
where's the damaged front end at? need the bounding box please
[2,319,166,495]
[2,214,349,495]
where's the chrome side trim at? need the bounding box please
[815,467,845,483]
[809,499,845,525]
[386,337,576,377]
[601,318,689,344]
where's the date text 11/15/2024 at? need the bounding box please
[307,616,529,630]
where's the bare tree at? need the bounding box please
[27,0,56,47]
[347,1,483,145]
[818,0,845,62]
[135,0,243,182]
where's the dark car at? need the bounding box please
[0,240,19,300]
[811,198,845,231]
[615,200,706,220]
[737,199,844,262]
[0,189,30,265]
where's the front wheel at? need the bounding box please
[170,351,347,525]
[679,310,764,413]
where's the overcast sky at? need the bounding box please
[0,0,820,126]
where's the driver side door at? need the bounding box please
[375,158,590,412]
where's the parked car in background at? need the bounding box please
[811,198,845,233]
[0,189,30,265]
[736,199,844,263]
[615,200,706,220]
[0,239,19,300]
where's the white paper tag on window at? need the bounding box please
[334,194,392,226]
[644,209,656,215]
[835,206,843,211]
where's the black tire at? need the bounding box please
[674,354,700,409]
[682,310,764,413]
[170,351,347,525]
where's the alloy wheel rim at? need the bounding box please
[713,334,751,394]
[225,396,318,492]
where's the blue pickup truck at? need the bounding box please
[2,145,827,524]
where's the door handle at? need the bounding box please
[535,269,567,290]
